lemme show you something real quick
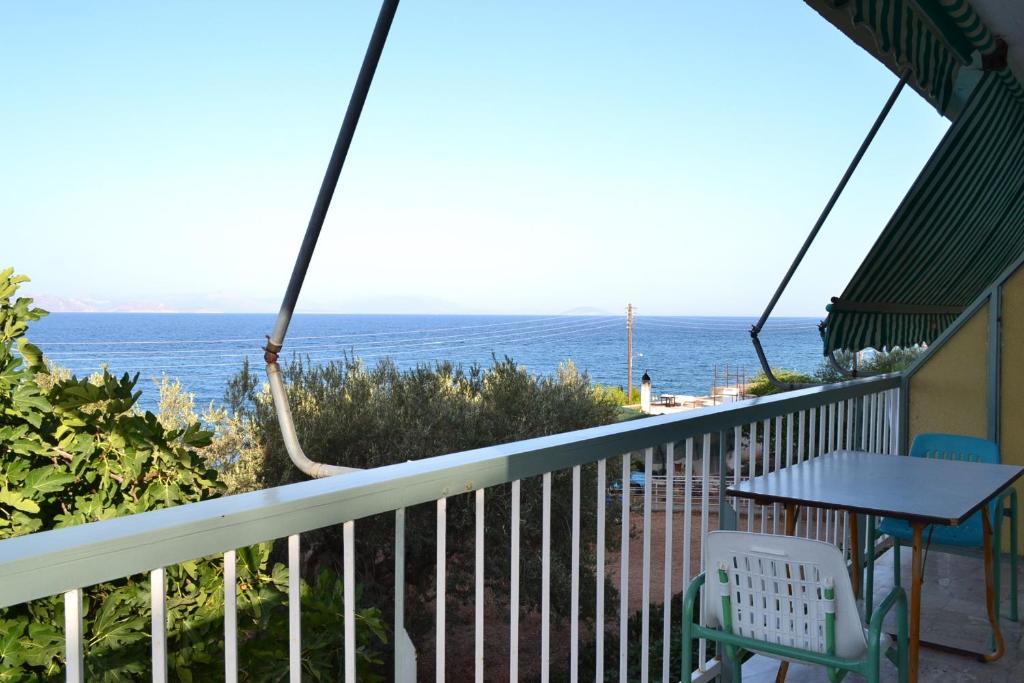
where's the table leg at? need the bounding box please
[909,521,924,683]
[776,504,801,683]
[785,504,800,536]
[849,513,861,599]
[981,508,1006,663]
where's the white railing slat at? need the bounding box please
[510,480,520,682]
[343,522,356,683]
[595,460,606,682]
[698,434,710,671]
[619,453,630,681]
[475,489,485,683]
[570,466,580,683]
[541,472,551,683]
[436,498,446,683]
[64,588,83,683]
[151,567,167,683]
[661,442,674,683]
[224,550,237,683]
[394,508,405,683]
[288,534,301,683]
[640,448,653,683]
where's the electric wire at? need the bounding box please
[41,317,618,361]
[34,314,574,346]
[45,319,624,372]
[41,317,614,360]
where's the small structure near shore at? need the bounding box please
[639,367,749,416]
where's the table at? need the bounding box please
[727,450,1024,683]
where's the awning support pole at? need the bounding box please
[263,0,401,478]
[751,70,909,390]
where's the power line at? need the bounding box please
[32,314,581,346]
[42,317,619,361]
[635,319,814,330]
[47,320,623,372]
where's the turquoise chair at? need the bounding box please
[683,531,907,683]
[863,433,1019,633]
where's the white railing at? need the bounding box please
[0,375,902,682]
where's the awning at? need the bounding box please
[804,0,1024,118]
[805,0,966,116]
[821,71,1024,353]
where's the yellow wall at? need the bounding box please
[907,263,1024,553]
[908,306,988,441]
[1000,266,1024,552]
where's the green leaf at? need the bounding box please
[23,468,75,494]
[0,488,40,513]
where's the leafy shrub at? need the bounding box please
[0,269,387,681]
[225,354,625,664]
[593,384,640,406]
[815,347,923,383]
[745,369,815,396]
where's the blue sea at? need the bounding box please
[28,314,826,410]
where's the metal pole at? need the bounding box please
[626,303,634,401]
[264,0,401,478]
[751,70,910,389]
[267,0,401,352]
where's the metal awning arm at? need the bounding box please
[263,0,400,478]
[750,70,910,390]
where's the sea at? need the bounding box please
[27,313,826,411]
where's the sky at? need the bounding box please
[0,1,951,316]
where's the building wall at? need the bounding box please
[1000,266,1024,553]
[908,306,988,441]
[906,262,1024,553]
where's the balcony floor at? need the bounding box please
[741,546,1023,682]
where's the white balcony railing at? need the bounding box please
[0,374,902,682]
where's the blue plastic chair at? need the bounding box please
[863,434,1018,639]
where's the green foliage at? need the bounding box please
[592,384,640,406]
[815,347,923,383]
[745,368,815,396]
[0,269,387,680]
[225,354,624,655]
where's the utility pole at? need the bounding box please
[626,303,634,402]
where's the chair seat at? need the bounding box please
[878,512,984,548]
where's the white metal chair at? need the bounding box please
[683,531,907,682]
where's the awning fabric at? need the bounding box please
[821,71,1024,353]
[806,0,966,115]
[805,1,1023,116]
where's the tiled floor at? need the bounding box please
[740,547,1023,682]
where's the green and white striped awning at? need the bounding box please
[806,0,961,113]
[805,0,1023,117]
[821,71,1024,353]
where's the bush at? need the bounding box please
[593,384,640,406]
[815,347,923,383]
[225,355,625,666]
[0,269,387,681]
[745,369,815,396]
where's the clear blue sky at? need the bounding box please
[0,1,950,316]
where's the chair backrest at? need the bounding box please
[909,432,1000,464]
[704,531,866,659]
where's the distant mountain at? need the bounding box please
[31,295,181,313]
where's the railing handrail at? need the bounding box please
[0,372,900,608]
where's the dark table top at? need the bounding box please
[727,450,1024,526]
